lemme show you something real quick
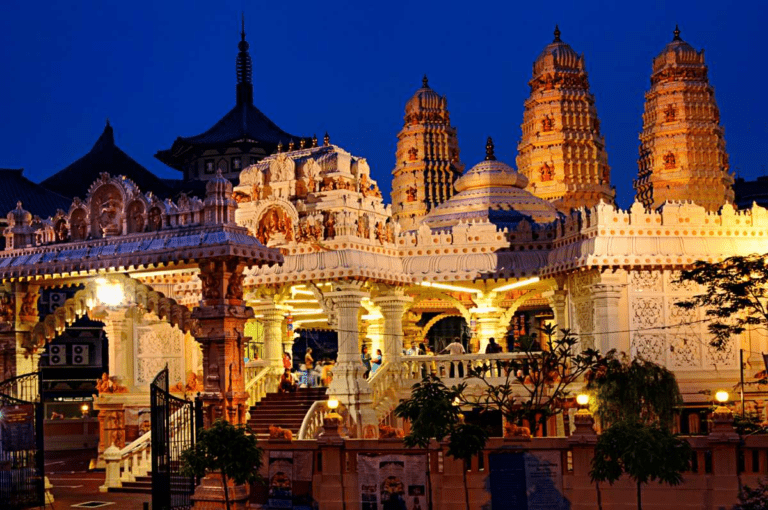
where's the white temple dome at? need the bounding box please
[421,138,560,230]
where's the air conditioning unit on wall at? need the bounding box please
[71,344,90,365]
[48,345,66,366]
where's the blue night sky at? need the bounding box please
[0,0,766,209]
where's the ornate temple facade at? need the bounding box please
[0,27,760,483]
[634,26,734,211]
[517,27,614,213]
[391,77,464,230]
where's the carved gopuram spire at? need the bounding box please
[391,77,464,230]
[517,27,615,213]
[634,27,734,211]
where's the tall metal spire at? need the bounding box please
[553,25,561,43]
[236,11,253,105]
[673,24,682,41]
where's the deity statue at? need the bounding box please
[406,186,418,202]
[96,372,128,394]
[148,207,162,231]
[96,190,121,236]
[540,163,554,182]
[325,212,336,239]
[663,152,676,169]
[542,116,554,131]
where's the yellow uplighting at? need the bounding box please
[715,390,729,404]
[288,309,325,316]
[491,277,541,293]
[418,281,482,295]
[96,278,124,307]
[576,394,590,406]
[327,399,339,410]
[81,404,89,413]
[362,313,383,321]
[291,287,315,297]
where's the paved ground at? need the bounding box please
[46,472,150,510]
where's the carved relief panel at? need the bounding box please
[134,322,185,386]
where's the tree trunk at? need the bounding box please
[464,459,470,510]
[595,480,603,510]
[637,480,642,510]
[222,472,231,510]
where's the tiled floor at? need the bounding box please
[47,472,150,510]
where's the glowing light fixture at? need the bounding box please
[418,281,482,295]
[715,390,729,404]
[288,309,325,316]
[291,287,315,297]
[96,278,124,307]
[576,393,590,406]
[81,404,89,412]
[491,277,541,293]
[327,398,339,410]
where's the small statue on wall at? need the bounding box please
[542,116,554,131]
[54,219,69,242]
[406,186,418,202]
[96,372,128,394]
[664,104,677,122]
[147,207,162,231]
[325,212,336,239]
[95,188,122,236]
[408,147,418,161]
[20,292,37,317]
[663,152,676,169]
[173,371,203,395]
[540,163,554,182]
[0,293,14,323]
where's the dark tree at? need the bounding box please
[675,254,768,350]
[180,419,263,510]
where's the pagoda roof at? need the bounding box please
[0,169,70,219]
[40,123,172,200]
[155,102,305,170]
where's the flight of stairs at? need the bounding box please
[109,474,151,493]
[248,387,328,438]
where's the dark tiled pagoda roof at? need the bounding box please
[0,168,70,218]
[155,24,306,172]
[40,122,172,199]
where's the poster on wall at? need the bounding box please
[0,404,35,452]
[267,450,314,509]
[358,454,429,510]
[488,451,566,510]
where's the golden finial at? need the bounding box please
[299,138,306,149]
[288,139,295,151]
[553,25,561,43]
[312,134,318,147]
[422,74,429,88]
[673,24,681,41]
[323,132,330,147]
[277,141,283,153]
[485,137,496,161]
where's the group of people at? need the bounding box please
[360,346,383,378]
[278,348,335,393]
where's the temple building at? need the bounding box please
[517,27,614,213]
[155,21,307,184]
[0,24,763,508]
[391,76,464,230]
[634,26,734,211]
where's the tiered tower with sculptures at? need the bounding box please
[634,26,734,211]
[391,76,464,230]
[516,27,614,213]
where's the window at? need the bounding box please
[204,160,215,174]
[233,157,242,171]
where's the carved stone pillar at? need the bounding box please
[327,282,377,437]
[543,289,568,332]
[254,302,284,369]
[473,311,501,354]
[192,257,253,428]
[590,284,624,353]
[13,282,40,377]
[99,313,136,391]
[373,291,411,363]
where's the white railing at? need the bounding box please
[298,400,330,440]
[99,402,194,492]
[398,352,528,383]
[245,361,277,407]
[368,361,406,405]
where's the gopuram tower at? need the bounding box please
[391,76,464,230]
[517,27,614,213]
[634,26,734,211]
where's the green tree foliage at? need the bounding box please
[586,352,683,429]
[465,324,606,433]
[590,421,692,510]
[733,478,768,510]
[180,419,263,510]
[675,254,768,350]
[395,375,488,510]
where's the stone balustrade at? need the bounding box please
[244,361,277,408]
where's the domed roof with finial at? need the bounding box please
[652,25,704,73]
[205,169,233,197]
[420,138,560,230]
[7,201,32,226]
[404,75,448,122]
[532,25,584,78]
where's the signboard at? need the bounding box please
[1,404,35,452]
[267,450,314,509]
[358,454,428,510]
[489,452,566,510]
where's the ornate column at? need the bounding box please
[373,289,412,363]
[253,302,284,369]
[98,312,136,391]
[192,257,253,428]
[543,289,569,332]
[13,282,40,376]
[326,282,377,437]
[590,283,624,353]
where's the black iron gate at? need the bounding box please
[0,372,44,510]
[150,366,200,510]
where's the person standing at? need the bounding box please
[361,346,372,378]
[441,337,466,378]
[304,347,314,370]
[282,352,292,371]
[371,348,383,375]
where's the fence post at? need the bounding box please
[99,444,123,492]
[708,405,741,508]
[567,409,598,510]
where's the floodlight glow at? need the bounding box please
[81,404,89,413]
[491,277,541,293]
[418,281,482,295]
[576,394,590,406]
[288,309,325,316]
[715,390,729,403]
[96,279,124,307]
[327,399,339,410]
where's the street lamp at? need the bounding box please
[715,390,729,405]
[576,393,590,408]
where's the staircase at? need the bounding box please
[248,387,328,438]
[109,475,151,494]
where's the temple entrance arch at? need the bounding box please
[422,314,469,353]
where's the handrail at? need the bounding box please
[245,363,277,407]
[297,400,328,440]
